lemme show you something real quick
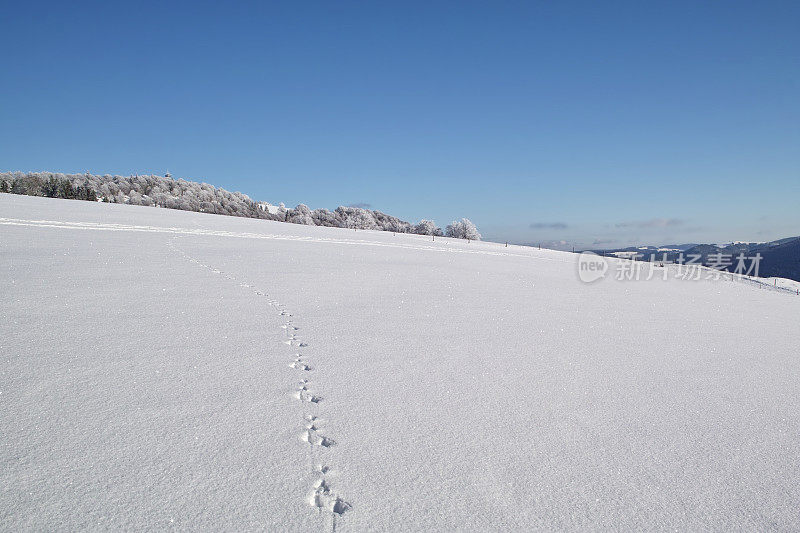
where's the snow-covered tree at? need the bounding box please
[413,219,442,236]
[286,204,315,225]
[311,208,339,227]
[373,211,413,233]
[446,218,481,240]
[335,206,379,230]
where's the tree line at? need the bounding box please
[0,171,480,240]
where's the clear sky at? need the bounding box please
[2,0,798,248]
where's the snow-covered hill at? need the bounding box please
[2,194,799,531]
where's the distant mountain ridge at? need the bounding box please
[588,237,800,282]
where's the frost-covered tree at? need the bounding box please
[335,206,379,230]
[75,183,96,201]
[275,202,287,221]
[286,204,315,225]
[10,174,44,196]
[373,211,413,233]
[446,218,481,240]
[413,219,443,236]
[42,176,59,197]
[311,208,339,227]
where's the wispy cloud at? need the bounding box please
[511,239,572,250]
[348,202,372,209]
[592,238,617,245]
[615,218,684,229]
[529,222,568,230]
[536,240,571,251]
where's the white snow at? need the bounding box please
[259,201,281,215]
[610,251,640,259]
[744,276,800,293]
[2,194,799,531]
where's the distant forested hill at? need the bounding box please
[590,238,800,282]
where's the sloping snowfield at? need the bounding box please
[2,194,799,531]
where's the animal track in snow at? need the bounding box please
[305,417,320,431]
[310,479,350,515]
[302,429,335,448]
[170,244,351,520]
[284,338,309,348]
[295,389,322,403]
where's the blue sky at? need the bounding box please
[2,0,798,248]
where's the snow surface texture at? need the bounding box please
[2,194,799,531]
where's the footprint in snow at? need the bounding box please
[284,338,309,348]
[295,389,322,403]
[302,429,335,448]
[304,413,320,431]
[310,479,350,515]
